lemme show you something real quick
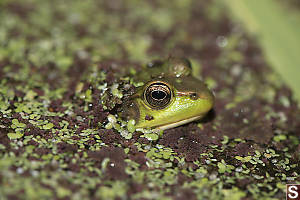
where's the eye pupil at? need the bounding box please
[151,90,166,100]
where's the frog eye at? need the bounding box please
[144,82,172,109]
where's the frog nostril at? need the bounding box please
[189,92,198,100]
[151,90,166,100]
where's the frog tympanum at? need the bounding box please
[121,57,214,130]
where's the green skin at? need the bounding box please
[122,57,214,130]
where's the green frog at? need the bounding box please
[121,57,214,131]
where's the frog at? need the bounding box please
[121,56,214,131]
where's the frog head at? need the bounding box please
[121,57,214,130]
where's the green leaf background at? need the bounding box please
[223,0,300,102]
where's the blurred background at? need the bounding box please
[1,0,299,102]
[224,0,300,102]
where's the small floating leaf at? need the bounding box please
[7,132,24,139]
[43,123,54,130]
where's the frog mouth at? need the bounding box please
[154,115,202,131]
